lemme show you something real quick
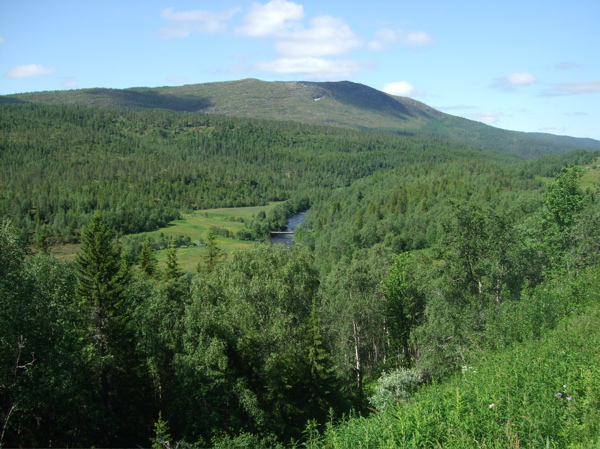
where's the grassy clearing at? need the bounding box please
[151,203,281,272]
[52,203,282,272]
[581,157,600,190]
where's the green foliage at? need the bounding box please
[2,95,600,447]
[1,103,484,243]
[164,244,183,281]
[140,236,158,276]
[543,165,585,230]
[381,253,425,365]
[368,368,424,411]
[75,215,130,337]
[152,412,173,449]
[312,301,600,449]
[197,229,222,273]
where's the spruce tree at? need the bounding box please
[76,216,129,347]
[164,243,182,281]
[198,229,222,273]
[75,215,130,436]
[139,237,158,277]
[305,297,338,420]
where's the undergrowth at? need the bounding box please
[303,273,600,448]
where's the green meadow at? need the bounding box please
[52,203,283,271]
[148,203,282,271]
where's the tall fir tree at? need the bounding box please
[75,215,132,443]
[164,243,182,281]
[198,229,222,273]
[139,237,158,277]
[76,216,130,351]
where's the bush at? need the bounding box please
[368,368,424,411]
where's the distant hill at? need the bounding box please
[3,78,599,158]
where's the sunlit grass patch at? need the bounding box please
[50,203,282,271]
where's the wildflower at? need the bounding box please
[555,393,562,397]
[489,403,495,409]
[566,396,573,401]
[563,385,567,389]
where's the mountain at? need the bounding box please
[3,78,599,157]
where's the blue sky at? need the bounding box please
[1,0,599,139]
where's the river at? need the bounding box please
[269,211,307,246]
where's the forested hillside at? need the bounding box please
[3,79,600,157]
[1,99,600,448]
[0,102,482,244]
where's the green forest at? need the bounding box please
[1,102,600,448]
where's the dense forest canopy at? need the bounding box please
[1,100,600,448]
[1,102,498,243]
[4,79,600,157]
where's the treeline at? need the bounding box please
[1,103,480,244]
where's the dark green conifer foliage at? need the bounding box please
[198,229,222,273]
[140,237,158,277]
[306,297,338,420]
[164,244,182,281]
[75,215,131,442]
[76,215,129,345]
[382,253,424,365]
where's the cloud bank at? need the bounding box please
[159,7,241,38]
[382,81,416,96]
[159,0,433,80]
[3,64,54,79]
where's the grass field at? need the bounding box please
[52,202,283,272]
[149,203,282,272]
[581,157,600,190]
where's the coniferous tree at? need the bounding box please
[76,216,129,353]
[305,297,339,421]
[164,244,182,281]
[198,230,222,273]
[75,215,131,444]
[139,237,157,277]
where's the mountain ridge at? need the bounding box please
[2,78,599,157]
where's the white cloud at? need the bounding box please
[382,81,415,97]
[61,80,78,89]
[541,80,600,97]
[237,0,303,37]
[492,72,537,91]
[0,37,5,44]
[466,111,501,125]
[369,28,433,50]
[437,105,477,111]
[159,7,240,38]
[554,81,600,94]
[254,57,370,79]
[506,72,537,86]
[276,16,362,57]
[3,64,54,79]
[235,1,430,80]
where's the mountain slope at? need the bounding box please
[3,78,599,157]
